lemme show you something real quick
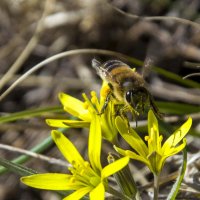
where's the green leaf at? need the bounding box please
[0,106,63,123]
[153,66,200,88]
[166,148,187,200]
[157,102,200,115]
[0,157,37,176]
[127,57,200,88]
[0,135,53,175]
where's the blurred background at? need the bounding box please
[0,0,199,199]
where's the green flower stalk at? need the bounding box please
[21,111,129,200]
[46,82,118,143]
[114,110,192,175]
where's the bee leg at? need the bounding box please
[99,92,112,115]
[119,106,130,129]
[134,111,138,127]
[149,94,164,119]
[141,96,146,114]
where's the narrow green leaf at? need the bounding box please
[166,148,187,200]
[127,57,200,88]
[0,157,37,176]
[153,66,200,88]
[0,128,68,175]
[157,102,200,115]
[0,106,63,123]
[0,135,53,175]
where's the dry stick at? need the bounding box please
[111,5,200,30]
[0,49,129,101]
[0,0,54,90]
[183,73,200,79]
[0,143,69,167]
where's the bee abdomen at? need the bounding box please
[103,60,128,72]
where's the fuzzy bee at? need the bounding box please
[92,59,162,120]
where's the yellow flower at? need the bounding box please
[21,112,129,200]
[46,82,118,143]
[114,110,192,175]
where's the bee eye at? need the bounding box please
[125,90,133,103]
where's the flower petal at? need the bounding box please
[162,117,192,152]
[163,138,187,157]
[51,130,84,165]
[64,187,92,200]
[88,113,102,173]
[114,146,150,168]
[90,182,105,200]
[21,173,77,190]
[46,119,90,128]
[115,116,148,156]
[59,93,90,121]
[148,110,161,153]
[46,119,70,128]
[101,156,129,179]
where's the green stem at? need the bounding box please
[153,173,160,200]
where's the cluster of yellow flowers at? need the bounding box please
[21,83,192,200]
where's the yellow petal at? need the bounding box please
[163,138,187,157]
[148,110,161,152]
[51,130,84,165]
[114,146,150,167]
[88,113,102,173]
[101,156,129,179]
[90,182,105,200]
[46,119,69,128]
[59,93,90,121]
[21,173,77,190]
[64,187,92,200]
[115,116,148,157]
[162,117,192,152]
[114,146,127,156]
[46,119,90,128]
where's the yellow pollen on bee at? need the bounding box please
[100,85,110,99]
[131,68,136,72]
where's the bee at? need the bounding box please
[92,59,162,120]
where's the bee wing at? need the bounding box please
[92,58,112,81]
[142,56,154,79]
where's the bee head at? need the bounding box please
[125,87,148,110]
